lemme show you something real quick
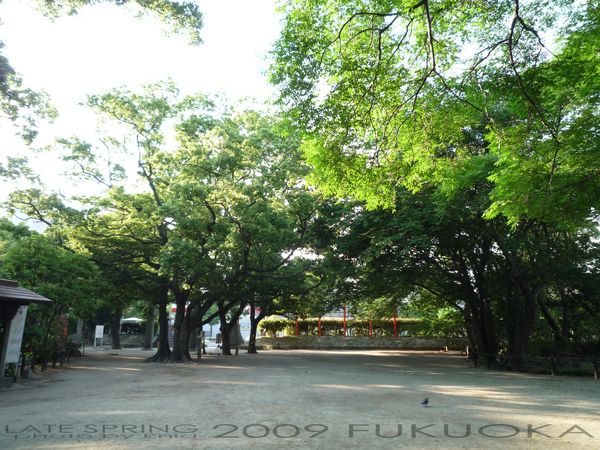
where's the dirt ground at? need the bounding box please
[1,347,599,449]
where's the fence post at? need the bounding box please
[593,357,598,380]
[550,357,555,376]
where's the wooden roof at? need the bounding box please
[0,279,53,304]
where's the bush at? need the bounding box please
[257,317,464,338]
[259,318,291,337]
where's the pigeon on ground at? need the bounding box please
[421,397,429,406]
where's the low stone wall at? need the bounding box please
[255,335,468,351]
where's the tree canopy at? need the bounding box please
[269,0,600,228]
[0,0,203,146]
[6,81,324,362]
[32,0,204,44]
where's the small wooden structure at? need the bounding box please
[0,279,52,384]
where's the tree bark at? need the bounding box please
[247,304,265,354]
[558,285,572,340]
[170,316,193,363]
[491,224,543,365]
[510,292,539,365]
[110,308,122,350]
[219,302,246,355]
[219,317,233,356]
[538,295,567,341]
[456,250,498,364]
[142,305,156,350]
[145,286,172,362]
[170,294,193,363]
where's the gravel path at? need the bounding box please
[1,348,599,449]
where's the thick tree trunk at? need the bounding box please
[459,273,498,363]
[170,319,193,362]
[110,308,122,350]
[470,302,496,363]
[538,295,567,341]
[188,325,197,350]
[142,305,156,350]
[247,306,264,354]
[482,300,498,361]
[491,225,543,366]
[219,320,233,356]
[170,296,193,363]
[510,295,538,365]
[219,302,246,355]
[146,286,172,362]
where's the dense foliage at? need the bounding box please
[2,1,599,372]
[270,0,600,228]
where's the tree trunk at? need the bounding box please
[110,308,122,350]
[170,318,193,362]
[170,296,193,363]
[471,303,493,363]
[219,320,233,356]
[558,285,572,340]
[481,299,498,362]
[188,325,197,350]
[145,286,172,362]
[462,305,477,356]
[219,302,246,355]
[538,295,567,341]
[460,278,498,363]
[510,294,538,365]
[142,305,156,350]
[491,224,543,366]
[247,305,264,354]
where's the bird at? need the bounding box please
[421,397,429,406]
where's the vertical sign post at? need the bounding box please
[94,325,104,348]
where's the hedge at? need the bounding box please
[258,317,464,338]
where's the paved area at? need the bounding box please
[1,348,599,449]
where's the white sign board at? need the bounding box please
[94,325,104,348]
[5,306,28,364]
[1,305,28,376]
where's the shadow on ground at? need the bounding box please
[1,348,598,449]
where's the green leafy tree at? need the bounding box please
[5,81,196,361]
[6,81,322,363]
[0,48,57,144]
[33,0,204,45]
[161,106,322,360]
[314,174,600,364]
[0,234,100,370]
[0,0,203,145]
[270,0,600,228]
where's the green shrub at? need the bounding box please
[257,316,467,338]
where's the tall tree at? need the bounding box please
[33,0,204,45]
[0,0,203,144]
[270,0,600,227]
[160,107,322,360]
[6,81,321,363]
[0,234,100,369]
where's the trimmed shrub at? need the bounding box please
[258,317,464,338]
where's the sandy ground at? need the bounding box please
[0,347,599,449]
